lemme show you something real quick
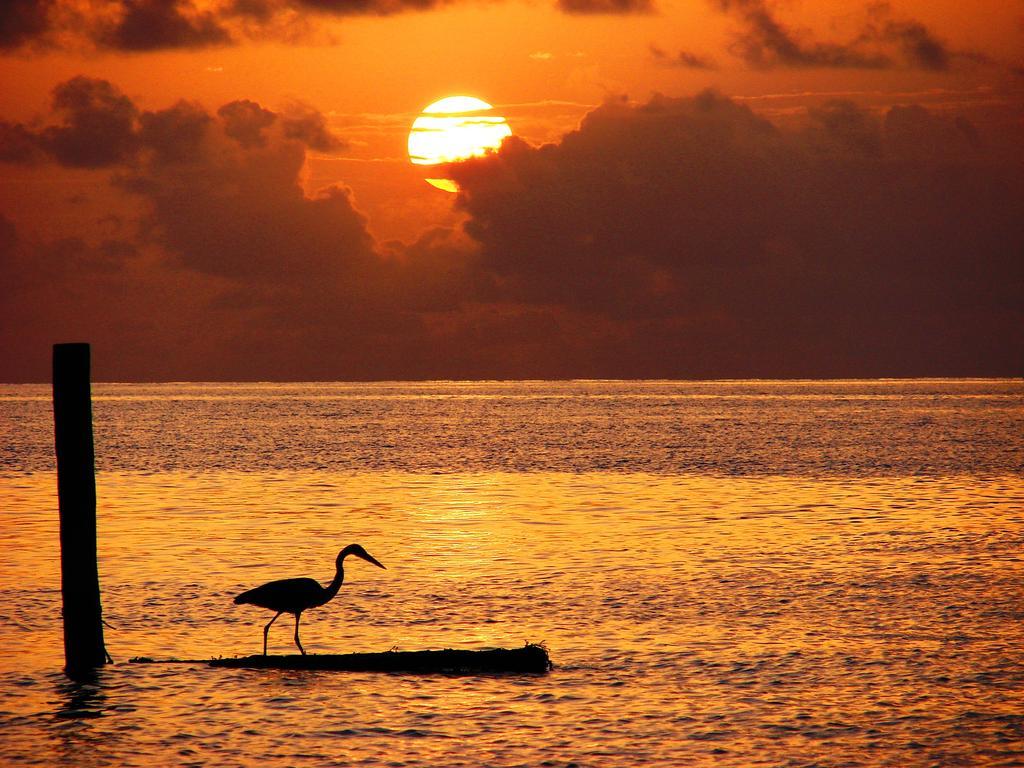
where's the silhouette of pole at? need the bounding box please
[53,343,107,675]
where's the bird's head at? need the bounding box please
[339,543,386,570]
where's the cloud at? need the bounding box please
[116,134,373,284]
[0,76,143,168]
[0,121,46,164]
[650,44,717,70]
[96,0,232,51]
[139,100,214,163]
[883,103,983,156]
[714,0,889,69]
[280,103,348,152]
[0,0,666,51]
[0,0,236,51]
[0,77,346,168]
[0,0,54,50]
[2,82,1021,380]
[0,77,473,380]
[805,99,882,155]
[272,0,449,15]
[446,91,1023,376]
[0,211,16,258]
[557,0,653,14]
[0,0,471,51]
[41,76,141,167]
[218,99,277,147]
[712,0,980,71]
[0,0,1001,55]
[97,96,367,287]
[878,18,949,70]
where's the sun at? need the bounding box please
[408,96,512,192]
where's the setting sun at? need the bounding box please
[408,96,512,192]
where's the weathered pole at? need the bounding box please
[53,343,108,674]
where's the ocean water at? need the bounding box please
[0,380,1021,767]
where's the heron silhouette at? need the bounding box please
[233,544,386,656]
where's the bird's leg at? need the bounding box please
[263,612,282,656]
[294,613,305,656]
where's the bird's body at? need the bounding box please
[235,577,337,614]
[233,544,386,656]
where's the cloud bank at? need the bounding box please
[448,92,1022,377]
[0,0,655,52]
[650,44,716,70]
[0,0,1000,70]
[1,80,1021,380]
[713,0,982,70]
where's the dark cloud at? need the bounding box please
[0,0,54,50]
[280,104,348,152]
[0,82,403,380]
[879,18,949,70]
[218,99,277,148]
[0,77,344,169]
[0,0,665,51]
[226,0,277,20]
[117,139,374,283]
[0,0,467,51]
[883,103,983,157]
[101,97,364,286]
[0,121,46,164]
[714,0,891,69]
[806,99,882,155]
[378,227,497,313]
[0,211,16,258]
[557,0,653,14]
[35,237,136,279]
[2,84,1020,380]
[95,0,231,51]
[284,0,446,14]
[139,100,214,163]
[712,0,977,71]
[447,92,1023,377]
[0,0,1001,56]
[1,221,137,297]
[241,0,656,19]
[650,45,717,70]
[41,76,140,167]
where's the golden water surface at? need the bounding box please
[0,381,1021,766]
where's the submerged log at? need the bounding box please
[130,644,552,674]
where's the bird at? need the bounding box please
[233,544,386,656]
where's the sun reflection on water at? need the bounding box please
[0,379,1021,766]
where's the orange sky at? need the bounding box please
[0,0,1021,380]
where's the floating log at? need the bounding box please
[130,644,552,675]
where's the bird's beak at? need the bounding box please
[359,551,386,569]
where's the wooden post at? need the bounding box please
[53,343,107,674]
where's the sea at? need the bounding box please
[0,380,1021,767]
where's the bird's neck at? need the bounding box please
[324,560,345,600]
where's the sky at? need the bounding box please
[0,0,1021,381]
